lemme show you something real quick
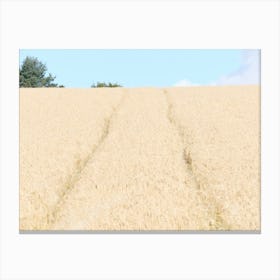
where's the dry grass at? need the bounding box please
[20,86,260,231]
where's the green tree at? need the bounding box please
[91,81,122,88]
[19,56,64,88]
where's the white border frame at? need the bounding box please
[1,0,279,279]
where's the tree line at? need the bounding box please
[19,56,122,88]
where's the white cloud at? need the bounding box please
[173,79,199,87]
[173,50,260,87]
[214,50,260,85]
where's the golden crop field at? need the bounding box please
[20,86,260,231]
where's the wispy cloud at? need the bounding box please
[214,50,260,85]
[173,79,199,87]
[173,50,260,87]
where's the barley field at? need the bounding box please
[20,86,260,231]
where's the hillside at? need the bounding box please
[20,86,260,231]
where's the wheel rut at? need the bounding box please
[47,93,127,227]
[163,89,230,230]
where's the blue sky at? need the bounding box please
[19,49,260,88]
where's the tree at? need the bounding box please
[91,81,122,88]
[19,56,64,88]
